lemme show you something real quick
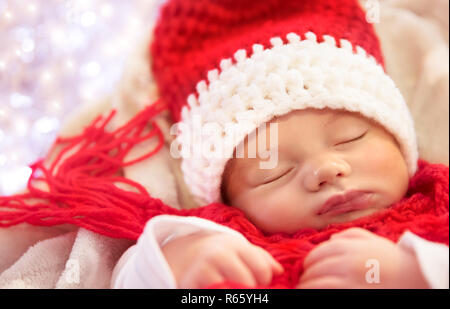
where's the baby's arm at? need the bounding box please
[298,228,449,289]
[111,215,282,289]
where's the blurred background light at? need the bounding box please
[0,0,166,195]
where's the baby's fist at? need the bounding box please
[298,228,428,289]
[162,231,283,289]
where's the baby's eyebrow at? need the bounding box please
[249,154,285,174]
[244,159,267,178]
[324,113,348,128]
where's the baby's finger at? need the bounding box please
[297,276,344,289]
[195,271,225,289]
[303,239,348,269]
[180,264,224,289]
[331,228,373,239]
[238,246,283,286]
[250,245,284,273]
[300,256,345,283]
[216,253,257,287]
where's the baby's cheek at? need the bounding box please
[239,188,308,234]
[355,133,393,170]
[357,137,409,199]
[361,144,392,172]
[241,194,283,228]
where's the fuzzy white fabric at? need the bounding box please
[177,32,418,205]
[0,227,132,288]
[0,0,448,289]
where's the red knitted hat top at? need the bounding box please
[149,0,417,205]
[151,0,384,123]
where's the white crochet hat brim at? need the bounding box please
[175,32,418,205]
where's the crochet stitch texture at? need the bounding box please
[151,0,418,205]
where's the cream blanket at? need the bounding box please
[0,0,448,288]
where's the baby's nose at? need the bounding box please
[302,156,351,191]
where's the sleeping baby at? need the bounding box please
[0,0,446,289]
[112,107,448,289]
[111,0,449,289]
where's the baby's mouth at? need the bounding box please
[316,190,373,216]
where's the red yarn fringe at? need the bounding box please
[0,100,169,240]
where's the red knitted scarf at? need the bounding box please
[0,103,448,288]
[169,159,449,288]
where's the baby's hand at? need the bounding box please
[162,231,283,289]
[297,228,429,289]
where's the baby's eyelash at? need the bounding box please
[336,131,368,146]
[260,167,294,185]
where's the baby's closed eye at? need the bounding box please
[260,166,296,185]
[333,129,368,147]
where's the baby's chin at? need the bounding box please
[259,208,383,234]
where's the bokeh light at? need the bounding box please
[0,0,165,195]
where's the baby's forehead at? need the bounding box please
[223,110,373,189]
[227,108,374,168]
[270,108,367,125]
[256,108,371,143]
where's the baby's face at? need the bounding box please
[221,108,410,234]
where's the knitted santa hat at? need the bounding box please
[151,0,418,205]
